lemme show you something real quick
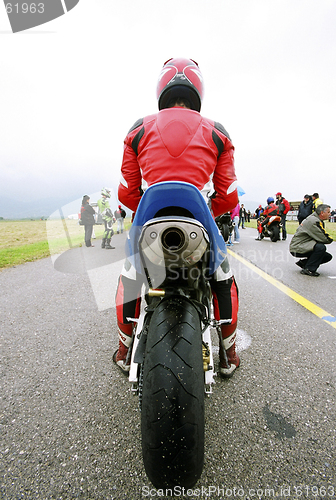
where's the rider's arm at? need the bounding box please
[118,120,144,212]
[211,126,238,217]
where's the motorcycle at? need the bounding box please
[126,181,229,489]
[257,214,281,242]
[215,212,234,245]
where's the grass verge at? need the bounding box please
[1,218,334,270]
[0,241,51,268]
[0,219,131,269]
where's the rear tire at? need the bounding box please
[270,225,280,242]
[221,224,230,242]
[141,296,204,488]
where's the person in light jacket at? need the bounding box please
[290,204,333,276]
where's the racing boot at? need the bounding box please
[105,238,115,249]
[113,321,133,375]
[101,238,106,249]
[255,225,263,240]
[218,327,240,378]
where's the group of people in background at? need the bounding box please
[80,187,333,278]
[80,188,126,248]
[251,191,333,277]
[296,192,335,223]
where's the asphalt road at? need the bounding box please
[1,228,335,499]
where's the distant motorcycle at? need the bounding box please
[257,215,281,242]
[215,213,234,244]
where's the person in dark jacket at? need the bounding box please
[80,195,96,247]
[255,205,263,218]
[239,204,246,228]
[297,194,313,224]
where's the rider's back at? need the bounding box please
[119,107,237,216]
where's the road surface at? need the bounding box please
[1,228,335,499]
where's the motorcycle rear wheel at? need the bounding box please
[270,225,280,242]
[141,296,204,489]
[221,224,230,242]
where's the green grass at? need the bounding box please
[0,241,51,268]
[0,217,334,270]
[0,219,131,269]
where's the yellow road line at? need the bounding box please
[227,248,336,330]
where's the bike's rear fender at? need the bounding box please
[129,295,216,392]
[126,181,226,275]
[268,215,281,224]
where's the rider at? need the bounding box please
[114,57,240,378]
[97,188,115,249]
[256,196,279,240]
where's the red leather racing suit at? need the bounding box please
[262,202,279,218]
[115,106,239,370]
[258,203,279,233]
[118,107,238,216]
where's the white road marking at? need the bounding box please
[212,329,252,354]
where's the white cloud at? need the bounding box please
[0,0,335,212]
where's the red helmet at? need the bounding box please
[276,192,282,197]
[156,58,204,112]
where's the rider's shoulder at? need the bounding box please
[202,116,231,141]
[127,113,158,134]
[213,121,231,141]
[127,118,144,134]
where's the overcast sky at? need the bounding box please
[1,0,336,213]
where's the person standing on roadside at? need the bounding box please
[275,192,290,240]
[312,192,323,211]
[97,188,115,249]
[247,210,251,223]
[290,204,333,276]
[114,205,126,234]
[239,204,246,229]
[255,205,263,218]
[80,195,95,247]
[297,194,313,224]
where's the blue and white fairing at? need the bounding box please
[125,181,227,275]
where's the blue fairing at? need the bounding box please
[126,181,227,275]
